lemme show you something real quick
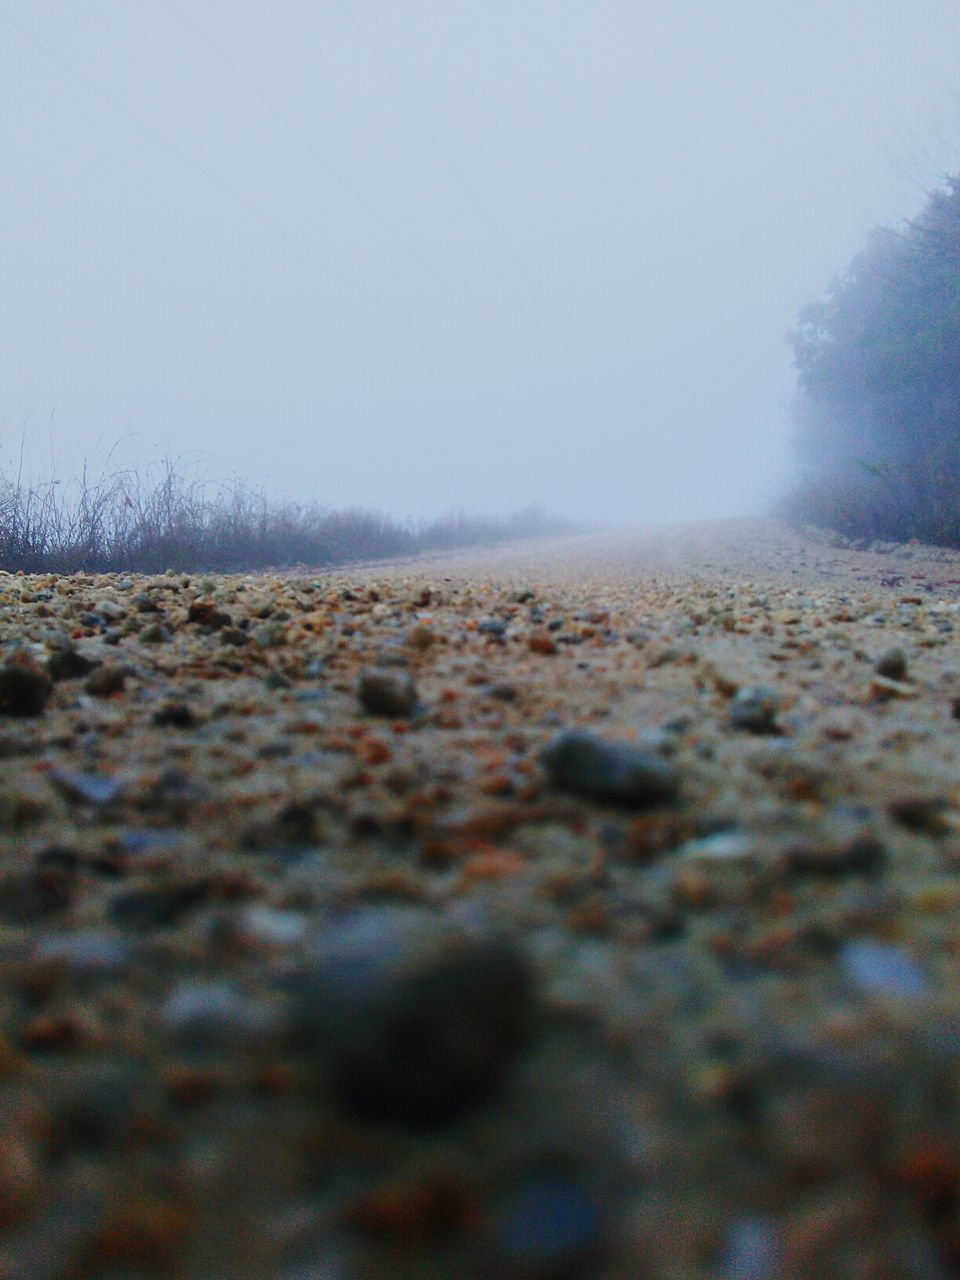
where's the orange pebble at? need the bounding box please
[528,633,558,655]
[360,738,391,765]
[460,849,528,883]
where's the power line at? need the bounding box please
[0,6,274,229]
[333,0,520,265]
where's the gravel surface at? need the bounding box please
[2,516,960,1278]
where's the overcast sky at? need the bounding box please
[2,1,959,525]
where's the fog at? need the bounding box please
[3,1,959,526]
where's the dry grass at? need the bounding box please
[0,451,576,574]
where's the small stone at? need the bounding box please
[46,645,98,682]
[116,828,185,853]
[139,623,171,644]
[299,909,534,1124]
[84,665,127,697]
[711,670,740,698]
[728,686,780,734]
[528,632,558,655]
[541,730,679,808]
[406,624,435,650]
[35,930,131,976]
[291,688,323,703]
[93,599,126,621]
[0,656,52,716]
[151,701,197,728]
[841,939,927,999]
[873,647,908,681]
[357,670,418,718]
[478,618,508,637]
[887,796,951,836]
[490,681,518,702]
[868,675,917,700]
[110,880,210,928]
[252,622,286,648]
[49,769,123,807]
[162,981,275,1048]
[784,833,886,877]
[719,1216,780,1280]
[188,599,232,629]
[219,626,250,647]
[680,832,757,861]
[491,1178,602,1279]
[239,905,309,947]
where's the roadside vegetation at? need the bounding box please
[785,173,960,545]
[0,452,576,574]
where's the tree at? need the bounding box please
[787,176,960,544]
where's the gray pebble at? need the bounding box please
[93,599,126,622]
[162,980,276,1048]
[252,622,286,648]
[49,769,123,807]
[139,623,171,644]
[83,665,127,697]
[35,930,131,976]
[720,1217,780,1280]
[841,939,927,999]
[357,669,418,718]
[541,730,679,808]
[151,701,197,728]
[874,647,908,681]
[239,905,309,947]
[728,686,780,734]
[46,644,98,682]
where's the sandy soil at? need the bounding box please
[2,517,960,1278]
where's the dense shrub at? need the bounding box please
[786,176,960,544]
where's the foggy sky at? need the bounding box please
[3,1,959,525]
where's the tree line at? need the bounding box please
[787,174,960,544]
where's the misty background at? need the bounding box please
[3,0,959,527]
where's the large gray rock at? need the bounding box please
[299,909,534,1125]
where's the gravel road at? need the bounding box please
[2,517,960,1279]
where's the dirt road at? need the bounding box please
[1,518,960,1278]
